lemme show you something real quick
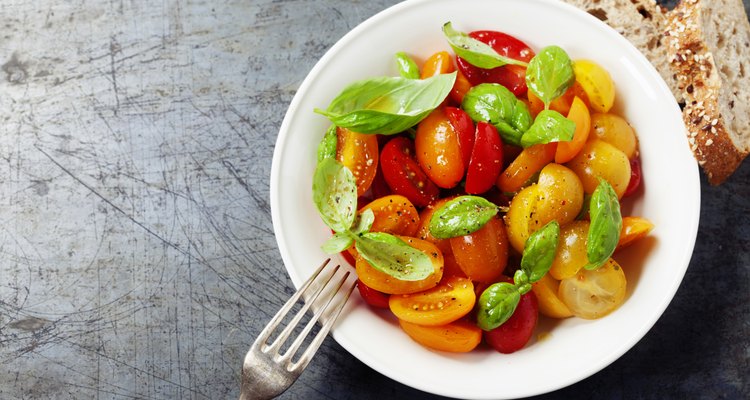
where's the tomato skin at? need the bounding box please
[623,156,642,197]
[399,319,482,353]
[484,290,538,354]
[444,107,475,168]
[359,194,420,237]
[496,143,556,194]
[555,96,591,164]
[449,69,473,104]
[380,137,440,207]
[421,51,455,79]
[336,127,379,196]
[415,108,465,189]
[617,216,654,250]
[389,275,475,326]
[449,217,508,283]
[356,280,390,309]
[456,31,534,96]
[465,122,503,194]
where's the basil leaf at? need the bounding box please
[520,220,560,283]
[476,282,521,331]
[355,232,433,281]
[351,209,375,235]
[395,52,420,79]
[312,158,357,233]
[321,232,354,254]
[462,83,532,146]
[429,195,498,239]
[585,179,622,270]
[315,72,456,135]
[525,45,575,107]
[317,124,338,163]
[442,22,528,69]
[519,109,576,148]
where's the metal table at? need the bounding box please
[1,0,747,398]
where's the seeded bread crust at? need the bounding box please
[562,0,682,101]
[666,0,750,184]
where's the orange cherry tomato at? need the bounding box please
[399,319,482,353]
[449,69,473,104]
[415,108,465,188]
[496,143,556,193]
[421,51,455,79]
[336,127,378,196]
[389,275,475,326]
[415,197,455,255]
[355,236,444,295]
[617,216,654,250]
[359,195,420,237]
[449,217,508,283]
[555,96,591,163]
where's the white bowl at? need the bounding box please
[270,0,701,398]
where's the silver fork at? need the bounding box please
[240,259,357,400]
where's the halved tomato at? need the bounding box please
[380,137,440,207]
[449,217,508,283]
[355,236,444,295]
[465,122,503,194]
[356,280,390,309]
[456,30,534,96]
[389,275,475,326]
[336,127,378,196]
[399,319,482,353]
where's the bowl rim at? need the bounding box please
[270,0,701,398]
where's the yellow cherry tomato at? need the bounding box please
[566,139,631,199]
[558,258,627,319]
[573,60,615,113]
[590,113,638,159]
[532,273,573,319]
[549,220,590,280]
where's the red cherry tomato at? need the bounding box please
[380,137,440,207]
[444,107,475,168]
[623,156,642,197]
[465,122,503,194]
[484,290,538,354]
[356,279,390,309]
[456,31,535,96]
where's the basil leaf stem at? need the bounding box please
[520,109,576,148]
[462,83,532,146]
[525,45,575,108]
[395,52,420,79]
[443,22,528,69]
[585,179,622,270]
[315,72,456,135]
[429,195,499,239]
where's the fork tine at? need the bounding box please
[252,258,331,349]
[264,261,341,355]
[289,271,357,372]
[278,268,351,363]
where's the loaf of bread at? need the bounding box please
[666,0,750,184]
[563,0,682,100]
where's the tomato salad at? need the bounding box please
[312,23,653,354]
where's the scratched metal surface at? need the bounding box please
[0,0,747,399]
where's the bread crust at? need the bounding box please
[666,0,748,184]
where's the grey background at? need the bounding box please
[0,0,747,399]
